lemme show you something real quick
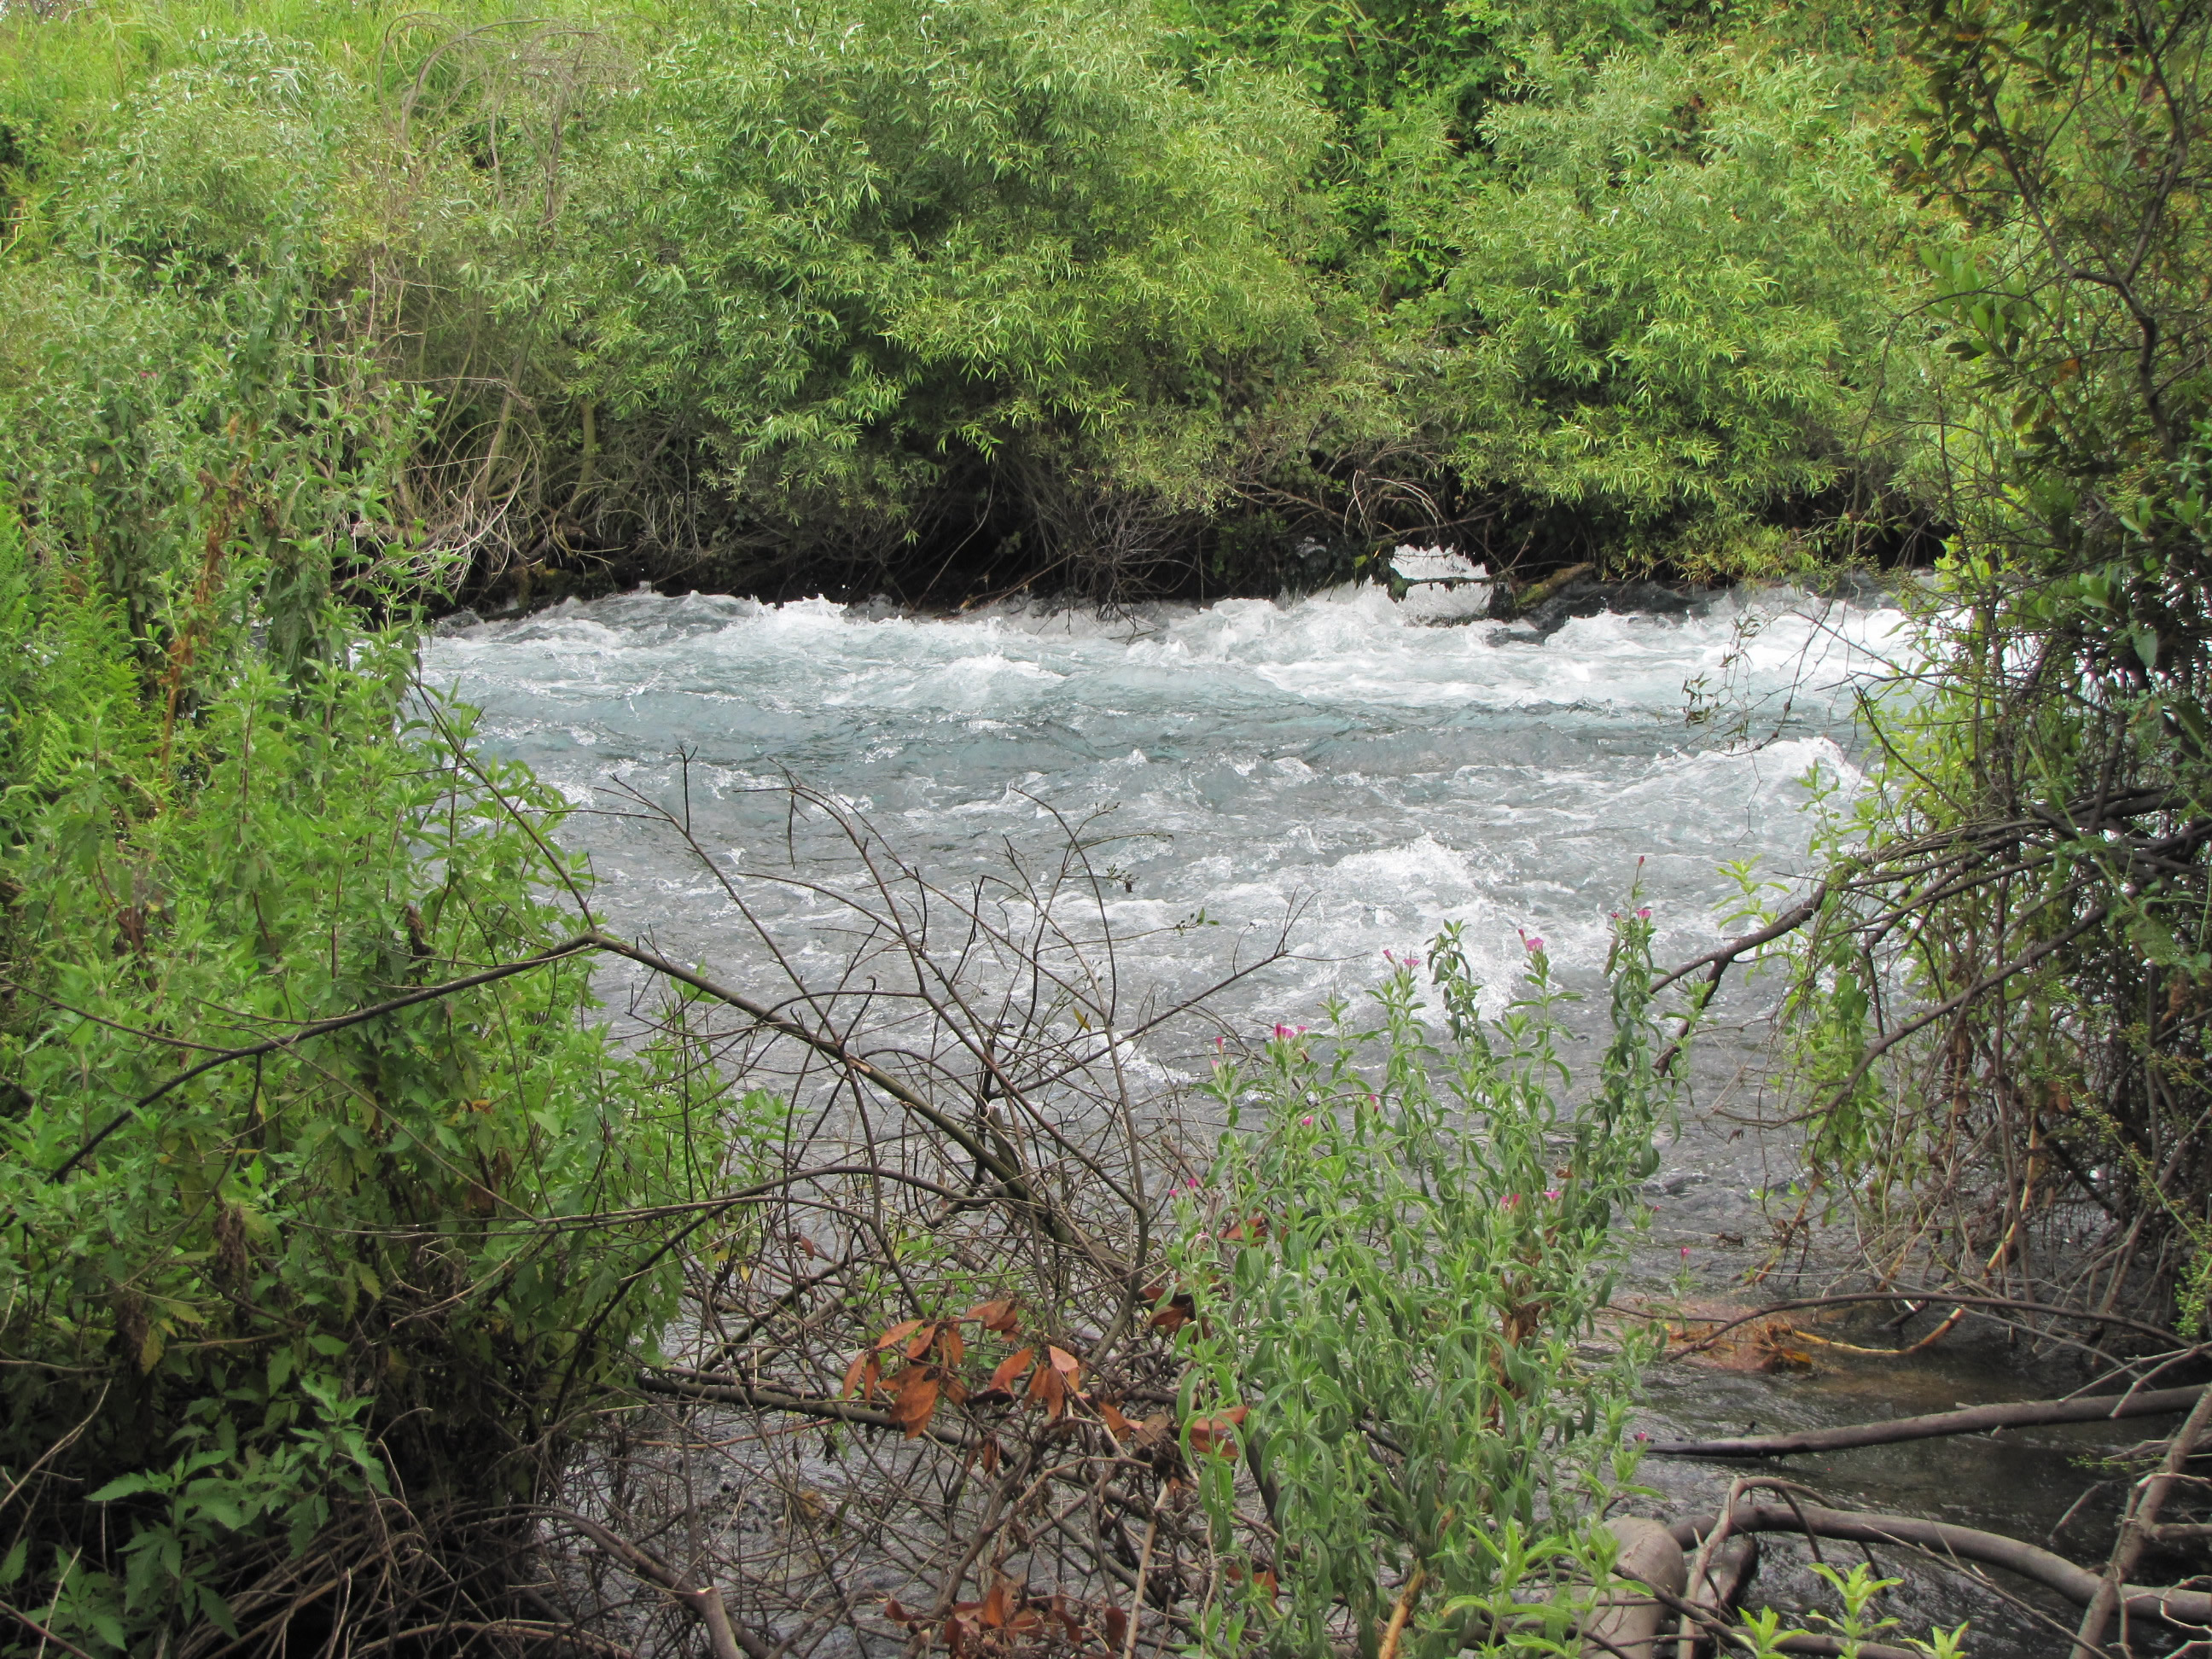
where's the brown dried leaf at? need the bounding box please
[989,1347,1036,1393]
[1188,1404,1249,1458]
[1029,1364,1067,1418]
[876,1318,924,1352]
[963,1297,1020,1334]
[841,1349,870,1400]
[892,1370,940,1439]
[1149,1291,1195,1334]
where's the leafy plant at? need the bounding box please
[568,0,1329,593]
[1775,0,2212,1334]
[1166,917,1677,1658]
[1417,42,1930,578]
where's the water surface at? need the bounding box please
[429,580,2116,1655]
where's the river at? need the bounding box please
[427,578,2133,1656]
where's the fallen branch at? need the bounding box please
[538,1506,767,1659]
[1643,1382,2206,1458]
[1502,560,1595,617]
[1661,1290,2185,1354]
[2074,1383,2212,1656]
[1668,1501,2212,1627]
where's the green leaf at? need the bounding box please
[86,1473,157,1503]
[199,1583,242,1639]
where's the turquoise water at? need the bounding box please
[427,581,2133,1654]
[426,581,1899,1016]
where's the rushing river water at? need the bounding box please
[426,581,1886,1004]
[428,579,2136,1656]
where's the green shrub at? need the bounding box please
[1773,0,2212,1336]
[1167,919,1674,1658]
[1415,44,1928,577]
[0,248,719,1647]
[567,0,1329,586]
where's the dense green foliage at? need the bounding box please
[573,0,1331,589]
[0,157,733,1646]
[1777,0,2212,1336]
[1419,43,1924,571]
[11,0,2197,1649]
[1173,928,1671,1658]
[0,0,1942,602]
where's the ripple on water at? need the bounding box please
[424,581,2094,1655]
[427,579,1906,1010]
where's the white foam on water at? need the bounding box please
[426,581,1911,1030]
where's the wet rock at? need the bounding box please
[1490,576,1702,643]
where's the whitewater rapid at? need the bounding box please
[427,581,2122,1656]
[425,580,1908,1026]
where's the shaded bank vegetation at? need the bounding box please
[11,0,2212,1655]
[1758,0,2212,1356]
[0,0,1934,608]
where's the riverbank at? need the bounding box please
[440,544,1913,637]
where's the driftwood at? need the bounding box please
[1596,1537,1921,1659]
[2074,1384,2212,1656]
[1644,1382,2206,1459]
[1669,1501,2212,1628]
[1502,560,1595,617]
[1583,1516,1685,1659]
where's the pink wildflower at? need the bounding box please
[1544,1188,1561,1200]
[1637,906,1651,920]
[1525,935,1545,954]
[1300,1115,1313,1126]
